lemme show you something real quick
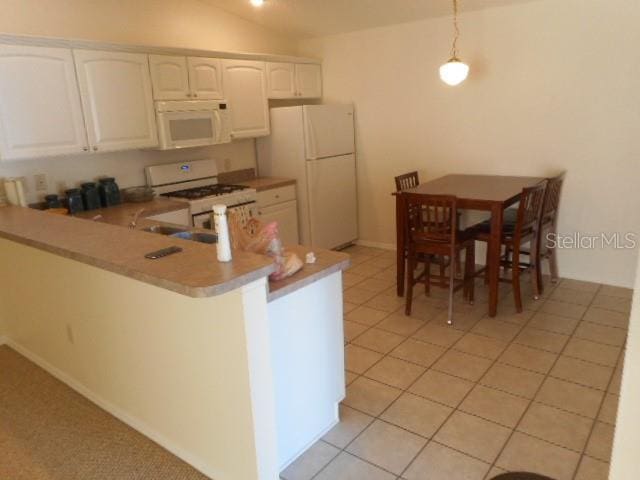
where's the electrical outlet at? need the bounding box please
[34,173,48,191]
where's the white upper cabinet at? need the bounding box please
[149,55,224,100]
[295,64,322,99]
[148,55,190,100]
[0,45,88,161]
[266,62,296,99]
[74,50,158,152]
[266,62,322,99]
[187,57,224,100]
[222,59,269,138]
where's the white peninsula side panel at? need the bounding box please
[268,271,345,470]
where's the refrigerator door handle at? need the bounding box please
[304,113,318,160]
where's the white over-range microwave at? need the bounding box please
[155,100,232,150]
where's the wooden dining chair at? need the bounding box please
[395,171,420,191]
[403,193,475,325]
[395,171,463,281]
[499,173,565,294]
[473,182,547,312]
[535,173,565,291]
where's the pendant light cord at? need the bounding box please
[451,0,460,59]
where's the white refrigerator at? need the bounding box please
[257,104,357,249]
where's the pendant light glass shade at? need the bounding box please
[439,57,469,86]
[441,0,468,86]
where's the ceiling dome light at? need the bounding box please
[439,57,469,86]
[250,0,265,6]
[440,0,469,86]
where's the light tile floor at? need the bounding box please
[281,245,631,480]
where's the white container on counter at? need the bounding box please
[212,204,232,262]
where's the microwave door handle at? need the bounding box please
[213,110,222,143]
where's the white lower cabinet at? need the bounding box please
[0,45,88,161]
[257,184,299,245]
[260,201,299,245]
[74,50,158,153]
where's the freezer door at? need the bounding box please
[306,154,357,248]
[303,104,354,160]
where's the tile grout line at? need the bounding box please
[396,281,547,479]
[483,281,603,480]
[320,251,624,480]
[569,323,628,479]
[313,266,495,479]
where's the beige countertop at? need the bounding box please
[239,177,296,192]
[0,206,274,298]
[74,197,188,224]
[267,245,350,302]
[0,201,350,301]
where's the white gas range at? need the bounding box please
[145,159,258,229]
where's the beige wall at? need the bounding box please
[0,140,257,204]
[0,238,277,480]
[610,255,640,478]
[0,0,296,55]
[300,0,640,287]
[0,0,298,203]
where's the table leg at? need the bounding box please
[487,205,504,317]
[396,194,405,297]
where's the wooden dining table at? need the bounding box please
[394,174,545,317]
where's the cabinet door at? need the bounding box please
[148,55,190,100]
[0,45,88,160]
[259,200,299,245]
[266,62,296,99]
[295,64,322,99]
[74,50,158,152]
[222,59,269,138]
[187,57,224,100]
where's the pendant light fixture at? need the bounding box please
[439,0,469,86]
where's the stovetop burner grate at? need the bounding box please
[162,184,249,200]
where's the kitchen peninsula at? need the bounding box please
[0,205,349,480]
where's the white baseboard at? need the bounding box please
[3,338,220,480]
[355,239,396,251]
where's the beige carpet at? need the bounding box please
[0,345,211,480]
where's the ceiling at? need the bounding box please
[206,0,540,38]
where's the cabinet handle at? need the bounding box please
[186,93,192,97]
[93,146,98,152]
[193,92,198,98]
[275,194,280,199]
[83,146,89,152]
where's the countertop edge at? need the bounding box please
[267,257,351,302]
[0,228,277,298]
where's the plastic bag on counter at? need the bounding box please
[228,211,303,281]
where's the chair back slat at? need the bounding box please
[516,182,547,239]
[403,193,457,247]
[395,171,420,191]
[541,172,565,226]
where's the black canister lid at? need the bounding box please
[81,182,97,189]
[65,188,81,195]
[99,177,116,184]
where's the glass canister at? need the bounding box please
[65,188,85,214]
[81,182,101,210]
[44,194,62,209]
[98,177,122,207]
